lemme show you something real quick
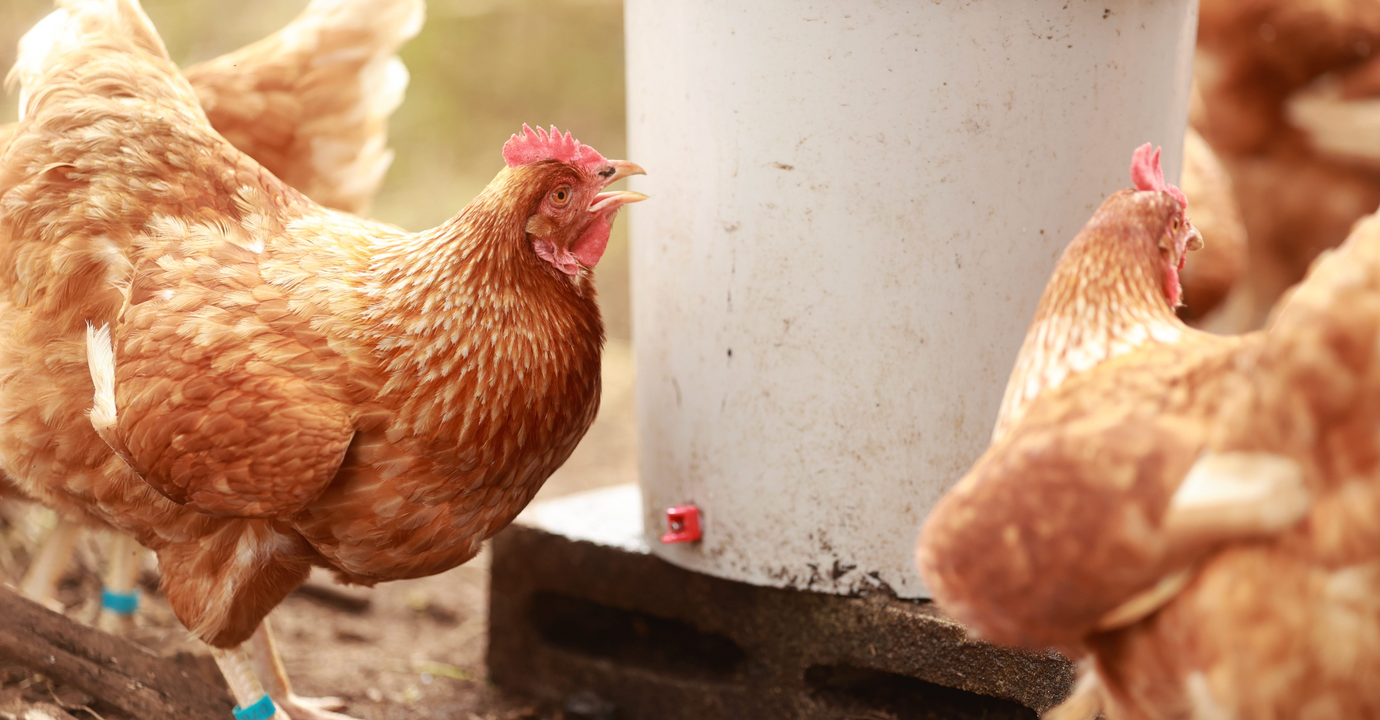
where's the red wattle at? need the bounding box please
[570,214,613,268]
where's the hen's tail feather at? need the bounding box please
[183,0,425,214]
[85,322,141,473]
[1094,568,1194,631]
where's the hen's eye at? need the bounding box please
[1172,217,1181,232]
[552,187,571,205]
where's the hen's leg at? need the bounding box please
[212,644,291,720]
[97,533,144,633]
[19,515,82,610]
[250,619,357,720]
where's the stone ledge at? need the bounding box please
[488,485,1074,719]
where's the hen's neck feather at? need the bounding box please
[350,176,603,436]
[991,198,1186,443]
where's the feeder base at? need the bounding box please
[486,484,1074,719]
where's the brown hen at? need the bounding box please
[0,1,644,718]
[917,146,1308,658]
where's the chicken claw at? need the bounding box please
[274,696,358,720]
[251,620,361,720]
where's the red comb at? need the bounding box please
[1130,143,1188,209]
[503,124,607,171]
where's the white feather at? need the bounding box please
[85,322,118,431]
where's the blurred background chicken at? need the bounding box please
[919,107,1380,720]
[1193,0,1380,331]
[1066,209,1380,720]
[917,147,1309,657]
[0,1,642,719]
[915,148,1341,720]
[2,0,423,637]
[1176,126,1247,324]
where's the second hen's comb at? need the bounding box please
[503,124,607,171]
[1130,143,1188,209]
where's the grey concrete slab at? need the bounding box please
[489,485,1075,719]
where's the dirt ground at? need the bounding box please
[0,339,636,720]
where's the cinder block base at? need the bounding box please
[487,485,1074,719]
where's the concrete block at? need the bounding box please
[488,485,1074,719]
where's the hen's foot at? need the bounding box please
[275,694,358,720]
[249,620,357,719]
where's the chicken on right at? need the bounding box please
[1069,209,1380,719]
[916,145,1315,710]
[918,140,1380,718]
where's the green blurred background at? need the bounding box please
[0,0,633,339]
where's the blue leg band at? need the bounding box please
[233,694,277,720]
[100,587,139,616]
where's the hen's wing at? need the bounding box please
[182,0,424,215]
[85,191,364,519]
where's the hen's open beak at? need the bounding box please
[591,190,649,213]
[591,160,648,213]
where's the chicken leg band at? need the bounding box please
[234,695,278,720]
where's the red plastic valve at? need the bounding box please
[661,505,702,543]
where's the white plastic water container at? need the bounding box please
[625,0,1198,598]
